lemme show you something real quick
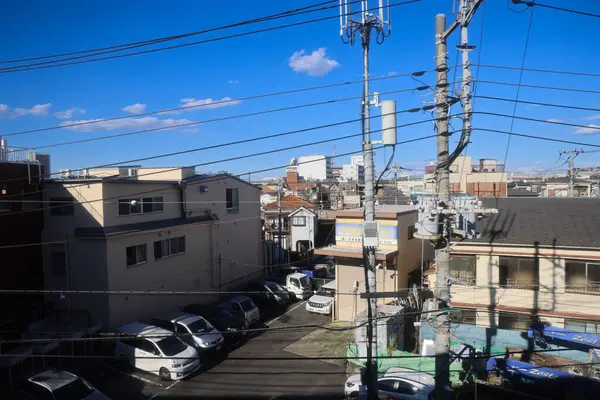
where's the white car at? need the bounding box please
[344,368,435,399]
[306,280,336,315]
[21,369,110,399]
[115,322,200,381]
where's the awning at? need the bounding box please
[314,245,398,262]
[528,324,600,348]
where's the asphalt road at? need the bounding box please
[84,301,347,399]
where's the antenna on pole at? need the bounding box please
[339,0,391,45]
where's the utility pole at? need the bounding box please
[434,14,451,400]
[432,3,482,399]
[559,149,583,197]
[339,2,391,398]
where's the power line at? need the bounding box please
[0,1,338,66]
[511,0,600,19]
[0,132,440,217]
[1,66,444,138]
[0,107,449,194]
[474,64,600,78]
[0,1,420,74]
[473,127,600,148]
[476,80,600,95]
[475,111,600,132]
[476,95,600,113]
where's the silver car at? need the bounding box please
[22,369,110,399]
[344,368,435,399]
[152,312,224,352]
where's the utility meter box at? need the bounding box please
[363,221,379,247]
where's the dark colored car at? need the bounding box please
[182,304,248,340]
[246,281,290,307]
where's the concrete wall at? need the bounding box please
[137,167,195,181]
[290,209,317,250]
[396,212,432,289]
[104,221,215,328]
[44,182,105,227]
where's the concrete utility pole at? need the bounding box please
[339,2,392,398]
[432,3,482,399]
[277,177,283,264]
[559,149,584,197]
[434,14,451,400]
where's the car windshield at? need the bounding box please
[265,282,280,292]
[187,317,213,333]
[299,276,311,287]
[239,298,255,312]
[52,378,94,400]
[156,335,188,356]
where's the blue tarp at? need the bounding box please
[528,324,600,348]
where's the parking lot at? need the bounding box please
[79,301,346,399]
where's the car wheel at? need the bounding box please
[159,367,171,381]
[348,391,359,399]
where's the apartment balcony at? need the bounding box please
[501,279,539,291]
[565,282,600,295]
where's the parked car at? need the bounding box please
[151,312,224,353]
[182,304,248,339]
[344,368,435,399]
[282,272,313,300]
[20,369,110,400]
[246,281,290,307]
[306,279,336,315]
[115,322,199,381]
[220,296,260,326]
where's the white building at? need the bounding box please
[42,167,263,329]
[297,155,333,181]
[340,155,365,183]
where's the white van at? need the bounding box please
[115,322,200,381]
[285,272,313,300]
[306,280,335,315]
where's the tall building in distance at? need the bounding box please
[340,155,365,183]
[297,155,333,181]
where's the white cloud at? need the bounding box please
[288,47,339,77]
[161,97,241,115]
[583,113,600,121]
[122,103,147,114]
[228,80,240,84]
[54,107,86,119]
[574,124,600,134]
[547,118,564,123]
[0,103,52,118]
[59,116,195,133]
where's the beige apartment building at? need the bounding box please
[42,166,262,328]
[315,205,433,322]
[424,156,508,197]
[426,197,600,333]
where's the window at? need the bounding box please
[0,199,10,212]
[50,197,74,216]
[226,188,239,213]
[499,313,537,331]
[175,322,188,334]
[126,244,147,267]
[289,277,299,288]
[137,339,158,354]
[565,260,600,294]
[499,257,538,290]
[564,319,600,334]
[450,308,477,325]
[449,256,476,285]
[407,225,416,240]
[118,197,163,216]
[292,216,306,226]
[154,236,186,260]
[51,251,67,277]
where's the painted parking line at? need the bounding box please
[165,379,180,390]
[104,364,164,388]
[266,301,307,326]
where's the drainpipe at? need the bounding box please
[178,181,188,218]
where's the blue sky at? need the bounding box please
[1,0,599,178]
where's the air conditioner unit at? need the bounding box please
[78,168,89,177]
[128,168,138,177]
[60,169,70,179]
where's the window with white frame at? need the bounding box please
[565,260,600,294]
[565,319,600,334]
[292,216,306,226]
[226,188,239,213]
[126,244,147,267]
[154,236,186,260]
[118,197,163,216]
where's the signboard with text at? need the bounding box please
[335,222,397,246]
